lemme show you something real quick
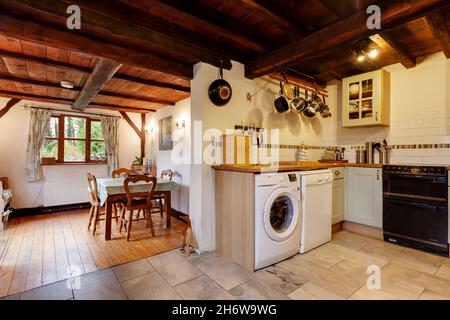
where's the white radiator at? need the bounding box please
[43,182,90,207]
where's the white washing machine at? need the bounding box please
[255,172,301,270]
[299,169,333,253]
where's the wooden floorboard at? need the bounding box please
[0,209,186,297]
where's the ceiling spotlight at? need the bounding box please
[60,81,75,89]
[357,54,365,62]
[368,49,379,59]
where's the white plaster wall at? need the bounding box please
[0,99,140,208]
[147,98,191,214]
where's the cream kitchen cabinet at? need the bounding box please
[345,167,383,228]
[342,69,390,128]
[332,167,345,224]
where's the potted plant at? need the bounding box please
[132,156,143,172]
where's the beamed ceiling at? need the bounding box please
[0,0,449,113]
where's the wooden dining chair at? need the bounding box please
[152,169,174,218]
[112,168,133,178]
[87,173,118,235]
[120,175,157,241]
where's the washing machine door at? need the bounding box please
[263,188,299,242]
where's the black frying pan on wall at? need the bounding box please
[208,68,232,106]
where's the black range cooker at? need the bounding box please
[383,165,449,256]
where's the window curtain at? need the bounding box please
[25,109,51,182]
[100,115,120,176]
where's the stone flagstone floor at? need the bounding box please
[2,231,450,300]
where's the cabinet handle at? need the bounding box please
[376,112,379,121]
[376,170,380,180]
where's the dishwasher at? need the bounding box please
[299,169,333,253]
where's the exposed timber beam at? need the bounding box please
[245,0,450,78]
[370,33,416,68]
[0,50,190,93]
[119,111,142,137]
[72,58,122,111]
[425,12,450,58]
[0,74,176,105]
[7,0,232,70]
[140,113,146,159]
[0,98,21,118]
[0,12,193,79]
[0,90,154,113]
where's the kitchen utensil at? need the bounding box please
[366,142,374,164]
[302,90,317,118]
[274,81,289,113]
[208,67,232,106]
[290,86,306,112]
[282,80,294,100]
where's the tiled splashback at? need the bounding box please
[270,143,450,165]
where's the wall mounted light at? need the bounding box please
[175,119,185,130]
[145,125,154,135]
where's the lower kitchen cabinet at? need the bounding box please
[345,167,383,228]
[332,168,345,224]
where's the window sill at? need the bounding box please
[41,162,107,166]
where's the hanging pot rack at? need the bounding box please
[269,69,328,97]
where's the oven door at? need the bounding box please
[383,174,447,203]
[383,197,448,244]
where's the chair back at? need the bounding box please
[142,164,157,176]
[112,168,132,178]
[160,169,174,181]
[124,175,157,207]
[87,173,100,205]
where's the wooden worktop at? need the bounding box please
[212,162,383,173]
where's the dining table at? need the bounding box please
[96,177,179,240]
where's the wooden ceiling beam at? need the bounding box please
[134,0,266,53]
[8,0,232,70]
[425,12,450,59]
[0,12,193,79]
[0,98,21,118]
[0,90,154,113]
[72,58,122,111]
[370,33,416,68]
[245,0,450,78]
[0,74,176,106]
[0,50,190,93]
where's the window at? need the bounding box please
[41,115,106,164]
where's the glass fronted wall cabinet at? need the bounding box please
[342,69,390,127]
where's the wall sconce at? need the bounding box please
[145,125,154,135]
[175,119,185,130]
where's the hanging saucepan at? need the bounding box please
[290,86,306,113]
[320,96,332,118]
[208,67,232,106]
[274,81,289,113]
[303,90,317,118]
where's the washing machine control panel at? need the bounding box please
[287,173,297,182]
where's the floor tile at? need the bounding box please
[254,265,307,295]
[278,256,367,298]
[359,240,406,261]
[121,272,181,300]
[228,278,289,300]
[147,250,202,286]
[174,275,235,300]
[190,253,253,291]
[20,280,73,300]
[382,263,450,297]
[0,293,19,300]
[112,258,155,283]
[390,249,441,275]
[73,269,127,300]
[419,289,450,300]
[331,231,370,251]
[288,281,345,300]
[436,264,450,281]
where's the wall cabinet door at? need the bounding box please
[332,179,345,224]
[345,167,383,228]
[342,69,390,128]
